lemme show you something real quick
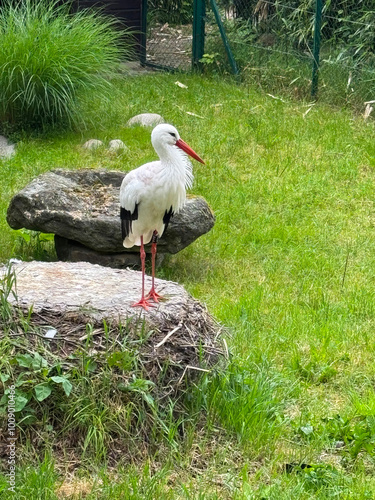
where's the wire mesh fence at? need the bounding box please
[319,1,375,107]
[142,0,375,107]
[205,0,316,81]
[142,0,194,70]
[205,0,375,104]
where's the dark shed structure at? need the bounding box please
[0,0,144,53]
[75,0,143,52]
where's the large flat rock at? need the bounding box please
[1,261,212,328]
[5,260,187,323]
[0,260,224,386]
[6,169,215,257]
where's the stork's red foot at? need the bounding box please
[145,288,163,303]
[131,297,154,310]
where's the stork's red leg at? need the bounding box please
[146,231,163,302]
[132,236,153,310]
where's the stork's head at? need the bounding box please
[151,123,205,164]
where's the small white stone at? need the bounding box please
[108,139,127,151]
[44,329,57,339]
[82,139,104,150]
[0,144,15,159]
[0,135,9,148]
[127,113,165,127]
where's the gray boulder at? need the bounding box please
[127,113,165,127]
[82,139,104,150]
[6,169,215,267]
[0,135,15,159]
[108,139,127,152]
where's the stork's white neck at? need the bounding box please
[154,143,194,189]
[154,142,180,163]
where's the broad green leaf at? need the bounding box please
[15,394,29,412]
[61,380,72,397]
[0,373,10,383]
[34,383,52,402]
[15,354,34,369]
[51,376,72,397]
[32,353,48,371]
[50,376,66,384]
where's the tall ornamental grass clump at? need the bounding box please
[0,0,132,131]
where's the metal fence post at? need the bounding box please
[210,0,239,76]
[192,0,206,69]
[311,0,323,98]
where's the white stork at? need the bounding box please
[120,123,205,309]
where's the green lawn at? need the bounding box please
[1,72,375,498]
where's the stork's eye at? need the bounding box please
[169,132,176,138]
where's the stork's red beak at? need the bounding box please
[176,138,205,164]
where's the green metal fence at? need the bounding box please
[140,0,236,72]
[141,0,375,104]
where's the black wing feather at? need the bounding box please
[120,204,139,240]
[163,206,174,234]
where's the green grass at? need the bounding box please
[1,71,375,497]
